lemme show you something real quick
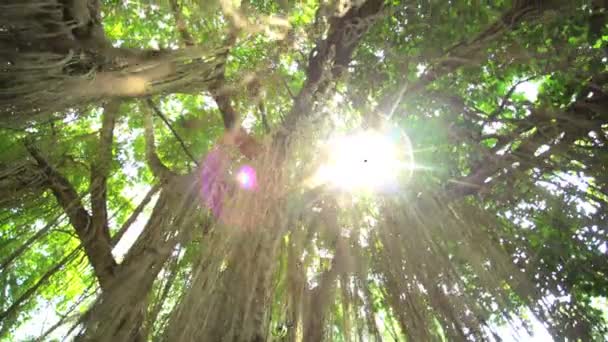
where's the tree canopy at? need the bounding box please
[1,0,607,341]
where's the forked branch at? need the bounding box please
[142,103,176,181]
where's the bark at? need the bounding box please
[142,104,177,181]
[90,101,119,251]
[26,145,117,290]
[80,173,201,342]
[280,0,385,136]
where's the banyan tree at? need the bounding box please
[1,0,607,341]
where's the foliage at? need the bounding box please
[0,0,607,341]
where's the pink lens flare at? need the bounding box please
[200,147,230,217]
[236,165,257,190]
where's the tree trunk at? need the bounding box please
[80,173,201,341]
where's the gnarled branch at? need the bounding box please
[280,0,385,136]
[25,145,117,290]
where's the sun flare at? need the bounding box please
[312,130,414,191]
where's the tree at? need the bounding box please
[1,0,607,341]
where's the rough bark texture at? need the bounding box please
[26,146,117,290]
[0,0,226,126]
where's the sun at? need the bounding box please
[312,129,414,192]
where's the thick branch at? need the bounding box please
[169,0,195,46]
[142,104,176,181]
[280,0,385,135]
[209,33,239,130]
[168,0,239,131]
[212,90,239,130]
[90,101,120,248]
[25,146,117,290]
[2,43,226,127]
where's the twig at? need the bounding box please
[0,247,81,323]
[488,75,538,120]
[146,99,199,167]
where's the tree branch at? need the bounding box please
[146,99,199,167]
[25,145,117,290]
[209,33,240,130]
[280,0,385,135]
[0,213,66,271]
[377,1,570,118]
[487,75,538,120]
[446,74,608,199]
[169,0,240,132]
[0,247,81,324]
[169,0,195,46]
[142,104,176,181]
[90,101,120,249]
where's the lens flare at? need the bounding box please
[236,165,257,190]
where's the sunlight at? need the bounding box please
[312,130,414,191]
[515,79,541,102]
